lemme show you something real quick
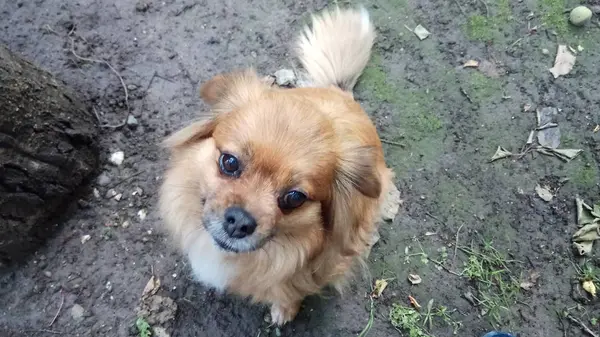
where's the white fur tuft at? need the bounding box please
[295,6,376,91]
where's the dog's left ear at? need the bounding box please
[336,146,382,198]
[199,69,266,112]
[161,118,217,149]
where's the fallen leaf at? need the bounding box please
[523,103,533,112]
[372,279,388,298]
[537,127,561,149]
[424,232,437,236]
[426,299,434,312]
[80,235,91,244]
[573,223,600,242]
[526,130,535,144]
[583,280,597,297]
[549,45,576,78]
[574,241,593,256]
[536,107,558,127]
[577,45,584,52]
[408,295,421,310]
[550,148,582,161]
[408,274,422,285]
[593,204,600,218]
[463,60,479,68]
[490,146,512,161]
[535,184,554,202]
[536,147,555,156]
[413,25,430,40]
[577,196,597,226]
[520,281,535,291]
[594,125,600,133]
[142,275,161,297]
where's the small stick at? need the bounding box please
[478,0,490,17]
[566,314,599,337]
[453,224,464,263]
[48,290,65,327]
[68,31,130,129]
[381,139,405,147]
[107,171,143,190]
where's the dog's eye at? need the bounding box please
[279,190,307,210]
[219,153,241,177]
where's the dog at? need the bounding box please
[159,6,395,325]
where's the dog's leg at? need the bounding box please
[270,300,302,326]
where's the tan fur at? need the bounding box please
[159,7,395,325]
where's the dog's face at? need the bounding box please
[163,71,382,254]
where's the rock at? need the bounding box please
[0,45,99,267]
[71,304,85,322]
[274,69,296,86]
[542,48,549,55]
[114,193,123,201]
[121,221,130,228]
[80,235,91,244]
[138,209,147,221]
[109,151,124,166]
[105,189,118,199]
[43,271,52,278]
[153,327,171,337]
[96,172,111,186]
[127,84,138,91]
[93,188,101,199]
[135,0,150,12]
[127,115,139,128]
[569,6,592,26]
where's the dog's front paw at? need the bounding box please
[269,302,300,326]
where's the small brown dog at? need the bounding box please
[159,6,394,325]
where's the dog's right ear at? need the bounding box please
[199,70,266,112]
[161,119,217,149]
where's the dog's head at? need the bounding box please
[162,70,382,254]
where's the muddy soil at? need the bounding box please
[1,0,599,336]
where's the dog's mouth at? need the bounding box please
[212,236,241,253]
[202,217,271,253]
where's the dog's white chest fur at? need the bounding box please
[186,232,234,291]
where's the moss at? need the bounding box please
[467,72,502,103]
[539,0,568,35]
[466,15,494,41]
[464,0,512,42]
[360,55,397,103]
[571,164,599,188]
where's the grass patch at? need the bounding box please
[571,162,599,188]
[389,300,462,336]
[539,0,568,35]
[459,241,522,326]
[135,317,152,337]
[464,0,512,42]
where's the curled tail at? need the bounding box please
[295,6,376,92]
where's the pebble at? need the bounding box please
[81,235,91,244]
[93,188,101,199]
[109,151,124,166]
[138,209,148,221]
[114,193,123,201]
[71,304,85,322]
[542,48,549,55]
[44,271,52,278]
[105,189,118,199]
[274,69,296,86]
[121,221,130,228]
[127,84,138,91]
[132,187,144,196]
[126,115,139,128]
[97,172,111,186]
[135,0,150,12]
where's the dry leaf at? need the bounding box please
[574,241,593,256]
[577,196,596,225]
[573,223,600,242]
[526,130,535,144]
[413,25,430,40]
[535,184,554,202]
[550,148,582,162]
[490,146,512,161]
[408,274,422,285]
[408,295,421,310]
[583,280,597,297]
[463,60,479,68]
[142,275,161,297]
[549,45,576,79]
[593,125,600,133]
[520,281,535,291]
[523,104,532,112]
[372,279,389,298]
[80,235,91,244]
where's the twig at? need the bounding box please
[381,139,405,147]
[508,37,523,50]
[567,314,599,337]
[429,258,463,277]
[478,0,490,17]
[107,171,143,190]
[459,87,473,103]
[48,290,65,327]
[68,31,130,129]
[453,224,464,263]
[452,0,467,16]
[425,212,445,225]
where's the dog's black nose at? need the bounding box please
[223,207,257,238]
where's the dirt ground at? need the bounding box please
[1,0,600,336]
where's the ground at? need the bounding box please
[0,0,599,336]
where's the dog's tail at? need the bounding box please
[295,6,376,92]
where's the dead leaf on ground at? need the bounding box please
[142,275,161,298]
[549,45,576,78]
[577,196,597,226]
[573,223,600,242]
[413,25,430,40]
[535,184,554,202]
[520,271,541,290]
[490,146,512,161]
[594,125,600,133]
[551,148,582,162]
[408,274,422,285]
[574,241,593,256]
[463,60,479,68]
[583,280,597,297]
[537,126,561,149]
[526,130,535,144]
[372,279,389,298]
[523,104,533,112]
[408,295,421,310]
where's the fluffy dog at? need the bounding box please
[159,6,394,325]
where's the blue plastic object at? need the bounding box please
[482,332,516,337]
